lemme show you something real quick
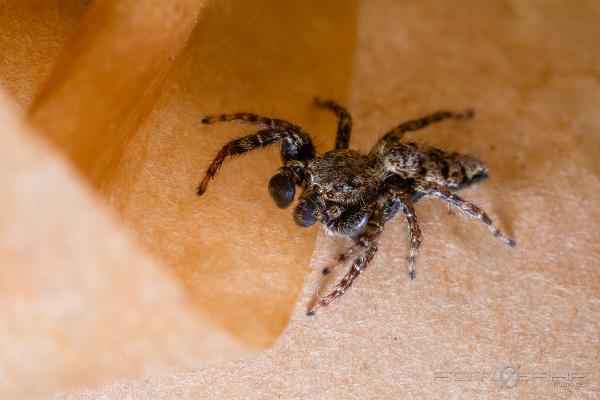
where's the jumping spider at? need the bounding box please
[197,98,516,316]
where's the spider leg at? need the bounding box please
[314,98,352,150]
[320,205,375,275]
[337,189,421,279]
[196,126,315,196]
[373,109,474,152]
[417,181,516,247]
[308,245,378,316]
[319,190,408,276]
[309,206,385,315]
[202,112,299,131]
[388,191,422,279]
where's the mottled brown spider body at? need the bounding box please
[197,99,515,316]
[378,139,489,190]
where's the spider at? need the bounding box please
[196,98,516,316]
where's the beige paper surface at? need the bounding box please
[1,0,599,399]
[62,0,599,399]
[27,0,357,349]
[0,0,356,397]
[0,92,241,398]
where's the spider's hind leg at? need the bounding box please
[388,191,422,280]
[417,181,516,247]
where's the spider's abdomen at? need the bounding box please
[380,142,488,190]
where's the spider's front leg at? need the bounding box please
[319,206,373,276]
[288,196,372,275]
[197,113,317,205]
[307,204,386,316]
[315,205,373,276]
[321,190,422,279]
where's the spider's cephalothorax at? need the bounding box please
[197,98,516,316]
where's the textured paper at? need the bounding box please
[61,0,600,399]
[0,0,356,397]
[0,91,241,398]
[26,0,357,350]
[0,0,600,399]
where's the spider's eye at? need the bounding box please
[326,192,334,199]
[312,184,323,195]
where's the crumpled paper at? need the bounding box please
[0,91,240,398]
[59,1,600,399]
[0,0,356,397]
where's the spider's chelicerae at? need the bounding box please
[197,98,516,316]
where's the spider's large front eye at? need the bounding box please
[325,191,334,199]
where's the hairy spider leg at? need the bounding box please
[201,112,316,161]
[309,206,386,315]
[322,191,423,280]
[202,112,299,131]
[197,119,316,195]
[314,98,353,150]
[320,192,406,276]
[321,207,382,276]
[389,191,422,279]
[417,181,516,247]
[377,109,474,145]
[198,127,284,195]
[308,246,379,316]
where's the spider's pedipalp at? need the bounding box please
[294,192,325,227]
[314,98,353,150]
[417,181,516,247]
[268,167,298,208]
